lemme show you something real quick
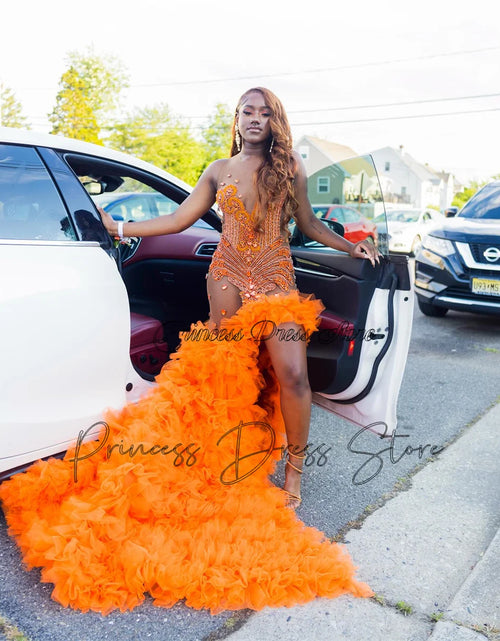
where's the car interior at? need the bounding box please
[62,152,222,380]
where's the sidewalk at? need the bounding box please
[226,401,500,641]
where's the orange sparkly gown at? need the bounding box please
[0,184,372,615]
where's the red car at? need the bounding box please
[312,204,378,244]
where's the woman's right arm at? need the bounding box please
[99,161,223,238]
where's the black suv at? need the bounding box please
[414,181,500,317]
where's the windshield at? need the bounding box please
[458,183,500,220]
[374,210,420,224]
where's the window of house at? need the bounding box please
[401,186,407,195]
[299,145,309,159]
[385,162,390,171]
[317,176,330,193]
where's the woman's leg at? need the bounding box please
[206,274,242,327]
[263,321,311,507]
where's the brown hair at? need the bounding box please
[230,87,298,232]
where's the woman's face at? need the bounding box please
[237,92,272,146]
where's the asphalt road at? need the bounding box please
[1,295,499,641]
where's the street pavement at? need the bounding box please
[224,399,500,641]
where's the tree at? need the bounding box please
[200,103,232,167]
[108,104,206,185]
[0,83,30,128]
[452,181,486,209]
[49,48,128,143]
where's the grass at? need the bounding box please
[0,616,29,641]
[395,600,413,616]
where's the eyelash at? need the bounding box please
[242,110,271,117]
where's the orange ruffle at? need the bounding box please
[0,291,372,615]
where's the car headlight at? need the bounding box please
[422,235,455,256]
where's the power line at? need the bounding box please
[130,46,500,87]
[182,91,500,119]
[14,45,500,91]
[285,92,500,115]
[290,106,500,127]
[27,105,497,132]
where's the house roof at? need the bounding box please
[294,135,359,175]
[370,146,438,183]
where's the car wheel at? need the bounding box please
[417,298,448,317]
[411,236,422,256]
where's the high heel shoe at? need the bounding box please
[283,451,306,509]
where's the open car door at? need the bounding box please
[293,154,414,436]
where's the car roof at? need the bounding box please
[0,126,193,193]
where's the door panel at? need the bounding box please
[296,153,413,434]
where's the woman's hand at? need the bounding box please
[349,240,382,267]
[97,206,118,237]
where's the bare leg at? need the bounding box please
[206,274,242,327]
[263,320,311,507]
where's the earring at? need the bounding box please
[269,137,274,153]
[235,126,241,152]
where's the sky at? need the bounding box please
[1,0,499,185]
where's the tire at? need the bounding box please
[411,236,422,256]
[417,298,448,317]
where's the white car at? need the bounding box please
[375,208,445,255]
[0,131,414,478]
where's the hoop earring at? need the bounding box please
[235,126,241,152]
[269,137,274,154]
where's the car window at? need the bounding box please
[458,183,500,220]
[92,179,179,223]
[312,205,330,218]
[341,208,360,223]
[329,208,345,223]
[0,144,77,241]
[71,163,212,231]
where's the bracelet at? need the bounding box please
[117,221,124,239]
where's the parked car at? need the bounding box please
[312,204,378,245]
[414,181,500,317]
[374,208,444,255]
[0,129,413,478]
[93,191,212,229]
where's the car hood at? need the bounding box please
[386,221,418,233]
[428,217,500,244]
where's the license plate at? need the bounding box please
[472,278,500,296]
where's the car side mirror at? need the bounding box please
[321,218,345,237]
[290,218,345,247]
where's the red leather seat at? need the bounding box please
[129,313,168,376]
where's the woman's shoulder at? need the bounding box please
[291,149,307,179]
[200,158,230,191]
[204,158,231,182]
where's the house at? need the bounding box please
[294,135,384,217]
[368,146,450,210]
[428,169,455,212]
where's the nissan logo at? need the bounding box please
[483,246,500,262]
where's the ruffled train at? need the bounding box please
[0,291,372,615]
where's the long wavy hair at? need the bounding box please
[230,87,298,232]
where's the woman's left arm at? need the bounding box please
[292,152,380,267]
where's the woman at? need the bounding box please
[100,87,378,506]
[0,87,376,615]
